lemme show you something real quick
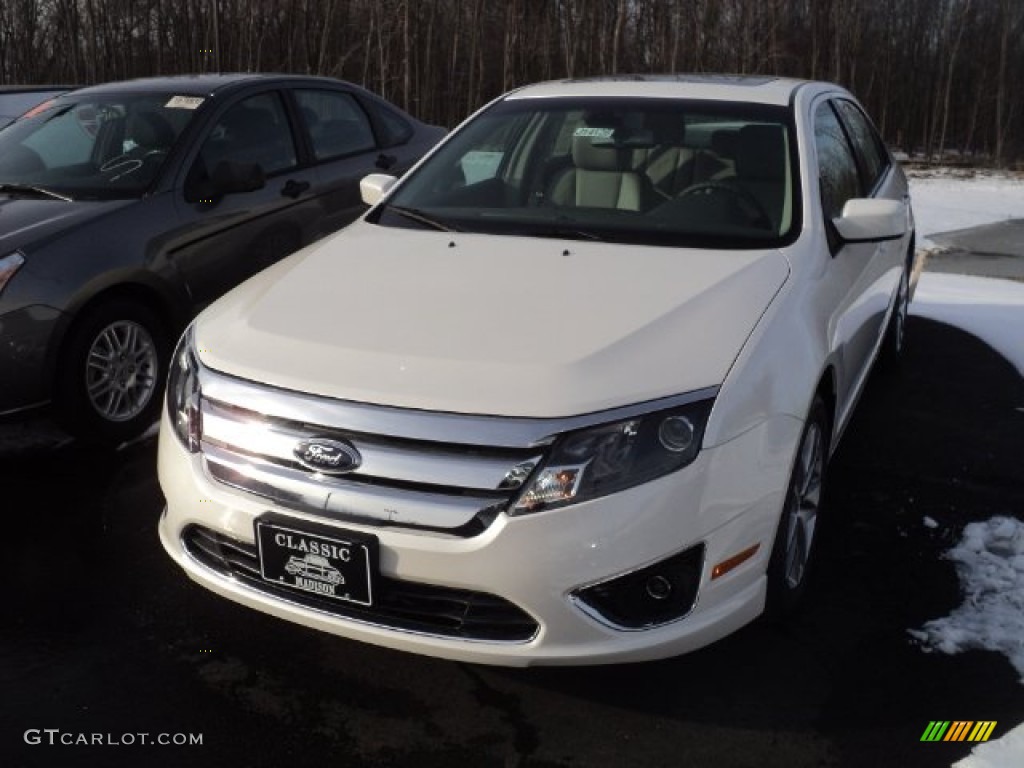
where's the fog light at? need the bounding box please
[645,574,673,600]
[573,544,704,629]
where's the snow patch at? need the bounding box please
[907,171,1024,249]
[910,273,1024,375]
[953,721,1024,768]
[923,516,939,529]
[908,516,1024,683]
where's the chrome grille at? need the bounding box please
[199,389,544,536]
[183,526,539,642]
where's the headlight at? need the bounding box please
[0,251,26,296]
[166,325,202,452]
[511,399,714,514]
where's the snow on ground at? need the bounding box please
[908,259,1024,767]
[907,517,1024,681]
[911,272,1024,376]
[953,719,1024,768]
[907,169,1024,249]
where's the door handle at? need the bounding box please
[376,153,397,171]
[281,179,310,199]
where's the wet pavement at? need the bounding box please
[2,250,1023,768]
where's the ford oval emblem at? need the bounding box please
[293,438,362,475]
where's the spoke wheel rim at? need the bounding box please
[84,320,158,422]
[783,421,824,589]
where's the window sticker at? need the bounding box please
[573,127,615,138]
[165,95,205,110]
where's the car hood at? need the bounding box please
[0,196,132,254]
[196,223,790,418]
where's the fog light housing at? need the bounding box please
[572,543,704,629]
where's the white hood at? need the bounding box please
[196,223,790,418]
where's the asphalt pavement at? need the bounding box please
[1,233,1022,768]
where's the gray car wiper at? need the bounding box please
[388,205,459,232]
[0,183,73,202]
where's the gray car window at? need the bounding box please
[295,89,376,161]
[197,92,297,177]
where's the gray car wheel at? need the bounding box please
[55,299,168,445]
[84,319,160,422]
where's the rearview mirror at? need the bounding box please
[832,198,906,243]
[211,160,265,197]
[360,173,398,206]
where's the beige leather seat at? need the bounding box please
[547,134,654,211]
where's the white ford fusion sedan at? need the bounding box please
[158,75,914,666]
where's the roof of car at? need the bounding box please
[69,73,351,98]
[0,85,76,94]
[506,74,814,106]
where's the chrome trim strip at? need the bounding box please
[203,443,496,530]
[180,534,539,646]
[202,399,540,491]
[199,363,719,448]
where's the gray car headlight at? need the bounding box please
[166,325,202,452]
[0,251,26,296]
[511,399,714,514]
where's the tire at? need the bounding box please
[766,395,831,620]
[878,258,911,371]
[54,299,168,446]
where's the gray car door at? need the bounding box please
[168,90,321,310]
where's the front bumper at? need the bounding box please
[0,304,63,416]
[157,409,801,666]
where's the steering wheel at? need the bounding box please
[677,181,773,230]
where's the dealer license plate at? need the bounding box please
[255,517,376,606]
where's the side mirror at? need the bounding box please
[211,160,265,197]
[832,198,906,243]
[360,173,397,206]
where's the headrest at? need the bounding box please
[571,134,635,172]
[132,111,175,149]
[736,124,786,181]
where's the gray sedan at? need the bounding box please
[0,74,444,443]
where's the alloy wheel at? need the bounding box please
[783,420,824,589]
[84,320,159,422]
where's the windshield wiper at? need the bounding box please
[0,183,72,202]
[388,205,459,232]
[523,225,605,242]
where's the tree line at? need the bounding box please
[1,0,1021,164]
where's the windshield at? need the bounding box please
[374,97,799,248]
[0,92,198,200]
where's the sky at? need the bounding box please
[906,170,1024,767]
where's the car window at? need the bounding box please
[375,105,414,147]
[295,89,376,161]
[834,99,889,192]
[814,103,861,221]
[374,98,797,249]
[0,93,196,199]
[194,92,297,179]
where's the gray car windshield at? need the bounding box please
[0,93,196,200]
[374,98,799,248]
